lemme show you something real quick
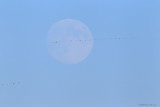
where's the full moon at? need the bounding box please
[47,19,94,64]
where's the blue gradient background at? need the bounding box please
[0,0,160,107]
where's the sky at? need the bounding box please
[0,0,160,107]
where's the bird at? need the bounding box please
[52,41,59,44]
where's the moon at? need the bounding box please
[47,19,94,64]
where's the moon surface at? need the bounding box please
[47,19,94,64]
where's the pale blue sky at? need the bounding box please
[0,0,160,107]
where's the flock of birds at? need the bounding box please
[51,36,136,44]
[1,81,21,87]
[0,37,136,87]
